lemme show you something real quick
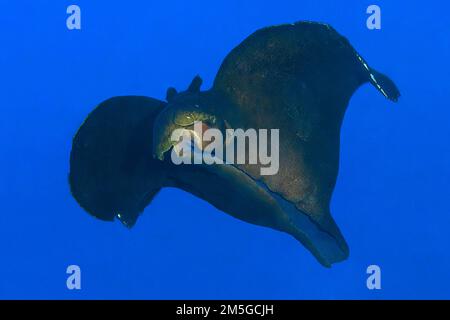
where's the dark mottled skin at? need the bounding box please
[69,21,399,266]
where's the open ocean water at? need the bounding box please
[0,0,449,299]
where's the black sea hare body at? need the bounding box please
[69,21,400,267]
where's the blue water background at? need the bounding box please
[0,0,449,299]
